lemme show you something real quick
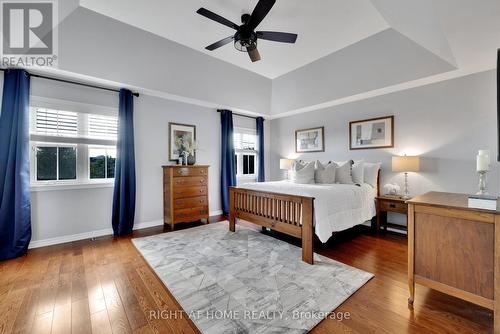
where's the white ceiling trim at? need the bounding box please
[26,67,268,118]
[26,65,494,121]
[268,66,494,120]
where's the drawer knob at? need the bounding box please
[389,204,396,208]
[200,189,204,193]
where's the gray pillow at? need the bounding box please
[315,160,336,184]
[335,160,354,184]
[290,161,315,184]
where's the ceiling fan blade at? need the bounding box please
[247,0,276,31]
[257,31,297,43]
[205,36,234,51]
[247,46,261,62]
[196,8,239,30]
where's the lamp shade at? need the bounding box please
[392,156,420,172]
[280,159,295,170]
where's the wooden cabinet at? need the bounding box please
[407,192,499,333]
[163,165,210,230]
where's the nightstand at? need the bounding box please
[376,195,408,233]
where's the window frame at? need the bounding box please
[29,98,118,190]
[31,142,79,184]
[88,145,117,180]
[233,127,258,181]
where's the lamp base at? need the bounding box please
[476,170,488,195]
[401,172,411,200]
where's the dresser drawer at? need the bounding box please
[172,176,207,187]
[174,206,208,221]
[173,167,208,177]
[380,201,407,213]
[174,196,207,209]
[173,186,207,199]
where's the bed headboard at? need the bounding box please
[377,169,381,197]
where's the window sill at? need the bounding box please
[30,181,115,192]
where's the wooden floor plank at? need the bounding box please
[90,309,113,334]
[51,304,72,334]
[0,217,494,333]
[71,298,92,334]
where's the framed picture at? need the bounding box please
[349,116,394,150]
[295,127,325,153]
[169,122,196,161]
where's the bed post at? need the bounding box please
[302,198,314,265]
[377,168,381,197]
[229,187,236,232]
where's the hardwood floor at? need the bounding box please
[0,217,493,334]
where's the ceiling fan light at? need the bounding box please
[234,39,257,52]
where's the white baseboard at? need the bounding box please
[28,219,163,249]
[28,210,224,249]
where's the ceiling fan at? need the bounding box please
[196,0,298,62]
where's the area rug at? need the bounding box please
[132,221,373,334]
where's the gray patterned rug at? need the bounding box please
[132,221,373,334]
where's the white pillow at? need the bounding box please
[335,160,353,184]
[352,160,365,184]
[364,162,381,187]
[315,160,336,184]
[290,161,315,184]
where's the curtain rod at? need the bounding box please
[0,68,140,97]
[217,110,263,120]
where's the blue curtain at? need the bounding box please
[256,117,265,182]
[0,69,31,260]
[112,89,136,236]
[220,110,236,215]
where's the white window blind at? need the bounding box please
[34,108,78,137]
[30,107,117,146]
[88,114,118,140]
[234,128,256,151]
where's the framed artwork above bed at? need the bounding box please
[295,126,325,153]
[349,116,394,150]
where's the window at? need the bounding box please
[30,106,118,186]
[234,128,258,180]
[89,147,116,179]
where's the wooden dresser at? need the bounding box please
[162,165,209,230]
[407,192,499,332]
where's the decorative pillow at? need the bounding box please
[335,160,353,184]
[364,162,381,187]
[351,160,365,185]
[290,161,315,184]
[314,160,336,184]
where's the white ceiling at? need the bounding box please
[79,0,391,78]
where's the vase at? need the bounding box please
[187,154,196,166]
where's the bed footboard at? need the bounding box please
[229,187,315,264]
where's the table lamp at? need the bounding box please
[280,159,295,180]
[392,155,420,200]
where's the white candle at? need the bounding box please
[476,150,490,172]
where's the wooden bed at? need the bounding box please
[228,170,381,265]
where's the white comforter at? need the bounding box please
[239,181,377,243]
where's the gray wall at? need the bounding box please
[270,70,498,198]
[20,75,233,243]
